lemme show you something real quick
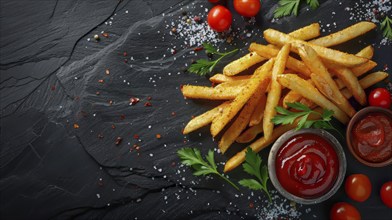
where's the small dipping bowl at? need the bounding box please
[346,107,392,167]
[268,129,346,205]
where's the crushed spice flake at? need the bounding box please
[111,124,116,129]
[102,32,109,38]
[97,133,104,139]
[156,134,162,139]
[144,101,152,107]
[115,136,123,145]
[130,97,140,105]
[98,79,104,84]
[105,69,110,75]
[73,123,80,129]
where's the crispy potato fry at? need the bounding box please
[210,59,274,137]
[214,80,248,89]
[249,43,311,78]
[264,29,368,67]
[283,91,303,108]
[249,93,266,126]
[209,74,251,83]
[224,108,323,172]
[310,22,376,47]
[341,71,389,98]
[181,85,241,100]
[277,74,349,123]
[223,23,320,76]
[219,83,265,153]
[296,43,356,117]
[223,52,266,76]
[356,45,374,59]
[331,67,367,105]
[263,44,291,140]
[183,102,230,134]
[236,122,263,143]
[351,60,377,76]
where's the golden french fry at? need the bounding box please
[223,52,266,76]
[277,74,349,123]
[249,92,266,126]
[236,122,263,143]
[263,44,291,140]
[283,91,303,108]
[224,108,324,172]
[209,74,251,83]
[219,83,265,153]
[331,67,367,105]
[310,22,376,47]
[341,71,389,98]
[356,45,374,59]
[296,43,356,117]
[249,43,311,78]
[183,102,230,134]
[214,80,248,89]
[210,59,274,137]
[264,29,368,67]
[223,23,320,76]
[181,85,241,100]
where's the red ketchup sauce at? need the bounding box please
[275,133,339,199]
[352,112,392,163]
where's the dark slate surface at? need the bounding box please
[1,0,391,219]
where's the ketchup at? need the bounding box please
[352,112,392,163]
[275,133,339,199]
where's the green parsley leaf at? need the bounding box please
[188,43,238,76]
[239,148,271,201]
[274,0,320,18]
[306,0,319,10]
[177,148,239,190]
[381,16,392,40]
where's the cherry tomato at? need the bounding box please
[368,88,391,109]
[234,0,261,17]
[330,202,361,220]
[208,0,220,3]
[380,181,392,208]
[207,5,232,32]
[345,174,372,202]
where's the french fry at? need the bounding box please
[249,43,311,78]
[183,102,230,134]
[356,45,374,59]
[263,29,368,67]
[236,122,263,143]
[223,23,320,76]
[263,44,291,140]
[224,108,323,172]
[209,74,251,83]
[181,85,241,100]
[296,43,356,117]
[309,22,376,47]
[214,80,248,89]
[249,93,266,126]
[330,67,367,105]
[341,71,389,98]
[282,91,303,108]
[210,59,274,137]
[219,83,265,153]
[277,74,349,123]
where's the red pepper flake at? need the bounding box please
[97,133,104,139]
[147,96,152,101]
[144,102,152,107]
[98,79,104,84]
[171,161,176,167]
[123,51,127,56]
[183,140,187,144]
[51,85,56,91]
[102,32,109,38]
[133,134,139,139]
[111,124,116,129]
[124,59,128,63]
[120,114,125,120]
[96,91,100,95]
[249,202,254,208]
[73,123,80,129]
[129,97,140,105]
[108,100,113,106]
[105,69,110,75]
[115,137,123,145]
[383,64,389,71]
[193,46,203,52]
[156,134,161,139]
[193,16,202,23]
[171,112,176,116]
[133,144,140,150]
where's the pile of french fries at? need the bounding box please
[181,21,388,172]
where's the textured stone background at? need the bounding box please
[1,0,391,219]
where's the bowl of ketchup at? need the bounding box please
[346,107,392,167]
[268,129,346,204]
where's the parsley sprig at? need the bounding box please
[239,148,272,202]
[381,15,392,40]
[188,43,238,76]
[177,148,239,190]
[272,102,342,136]
[274,0,319,18]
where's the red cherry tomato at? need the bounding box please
[207,5,232,32]
[208,0,220,3]
[330,202,361,220]
[344,174,372,202]
[380,181,392,208]
[368,88,391,109]
[233,0,261,17]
